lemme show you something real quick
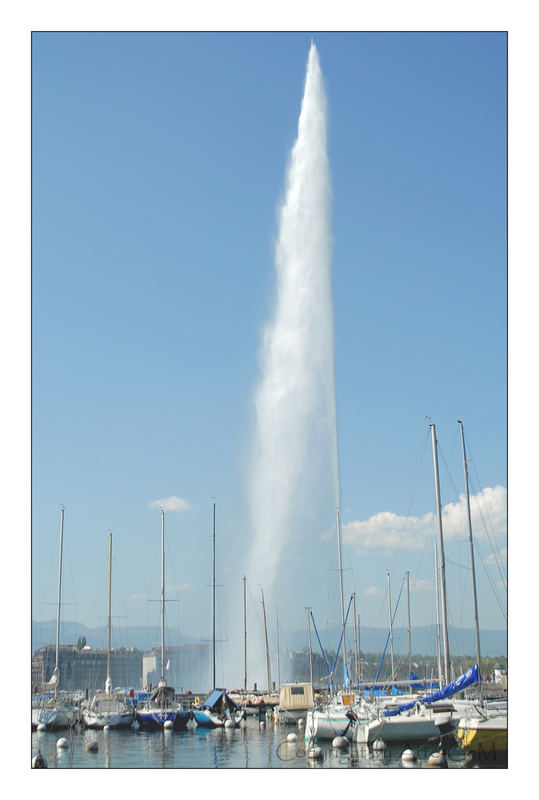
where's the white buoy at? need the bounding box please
[402,748,417,762]
[259,720,265,728]
[332,735,348,749]
[163,720,174,730]
[103,724,110,731]
[372,738,386,751]
[37,723,47,732]
[85,740,98,753]
[224,719,235,729]
[308,745,323,760]
[427,751,447,768]
[32,753,48,768]
[56,737,70,749]
[297,718,304,728]
[287,732,297,743]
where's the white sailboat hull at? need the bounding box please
[83,709,134,729]
[32,703,77,730]
[355,713,447,744]
[305,706,358,741]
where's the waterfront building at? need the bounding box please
[32,644,143,692]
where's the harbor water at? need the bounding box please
[31,717,504,769]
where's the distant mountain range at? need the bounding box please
[283,624,507,658]
[31,620,197,653]
[32,619,507,657]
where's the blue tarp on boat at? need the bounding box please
[384,663,479,717]
[202,689,240,711]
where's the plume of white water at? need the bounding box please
[245,44,340,685]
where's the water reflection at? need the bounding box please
[31,719,503,769]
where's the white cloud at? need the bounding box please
[342,486,506,554]
[486,547,507,566]
[166,583,193,592]
[410,578,433,592]
[149,496,192,512]
[364,585,381,596]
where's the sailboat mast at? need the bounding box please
[107,531,112,691]
[212,502,216,689]
[357,608,361,685]
[54,506,65,691]
[458,420,482,697]
[276,608,281,689]
[306,607,314,690]
[161,509,165,683]
[430,423,451,685]
[243,576,247,693]
[406,571,412,692]
[353,592,359,687]
[261,588,271,694]
[336,508,348,683]
[434,540,443,687]
[387,572,395,683]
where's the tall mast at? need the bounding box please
[387,572,395,683]
[53,505,65,694]
[106,531,112,693]
[430,423,451,685]
[212,502,216,689]
[353,592,359,687]
[434,540,443,687]
[357,609,361,685]
[458,420,482,698]
[160,509,165,684]
[243,576,247,693]
[406,571,412,692]
[261,588,271,694]
[306,607,314,690]
[276,608,281,689]
[336,508,348,683]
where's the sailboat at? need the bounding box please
[82,533,134,729]
[353,423,486,745]
[32,507,78,730]
[305,511,365,741]
[193,504,246,728]
[453,420,507,758]
[135,510,191,731]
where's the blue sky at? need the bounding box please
[31,32,507,674]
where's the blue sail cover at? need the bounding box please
[384,663,479,717]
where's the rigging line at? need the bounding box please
[445,556,472,571]
[438,439,503,602]
[437,440,461,500]
[467,443,507,580]
[468,474,507,588]
[388,428,432,577]
[111,548,130,633]
[474,539,508,622]
[442,431,507,611]
[62,521,78,625]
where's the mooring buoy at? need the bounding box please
[332,735,348,749]
[427,750,447,768]
[85,740,99,753]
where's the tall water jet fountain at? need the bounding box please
[246,43,341,685]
